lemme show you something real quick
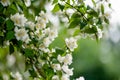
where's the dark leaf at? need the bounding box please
[0,16,5,24]
[6,31,15,40]
[0,3,4,12]
[6,19,14,30]
[68,19,80,28]
[71,13,80,19]
[82,27,97,34]
[24,48,34,58]
[29,68,37,77]
[101,4,104,14]
[0,36,4,46]
[104,17,109,24]
[9,43,14,54]
[80,20,87,29]
[58,3,64,11]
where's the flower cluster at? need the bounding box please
[50,37,78,80]
[0,0,110,79]
[11,13,30,44]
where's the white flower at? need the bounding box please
[65,37,78,51]
[36,21,46,30]
[76,76,85,80]
[62,65,73,76]
[11,13,27,27]
[39,11,48,23]
[57,54,72,65]
[14,27,30,43]
[24,0,31,7]
[39,44,50,53]
[48,29,58,41]
[2,74,9,80]
[26,21,35,30]
[63,54,72,65]
[7,55,16,67]
[61,74,70,80]
[52,75,59,80]
[11,72,22,80]
[43,37,52,47]
[42,28,50,35]
[97,27,103,39]
[57,55,65,63]
[1,0,10,6]
[52,64,61,71]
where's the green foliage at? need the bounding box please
[0,0,111,80]
[52,4,60,13]
[6,31,15,40]
[6,19,14,30]
[9,43,14,54]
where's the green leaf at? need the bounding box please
[82,27,97,34]
[52,0,58,4]
[88,9,98,17]
[46,68,54,80]
[73,29,80,36]
[55,48,64,55]
[6,31,15,40]
[9,43,14,54]
[29,68,37,77]
[108,3,112,8]
[91,0,96,7]
[104,17,109,24]
[0,3,4,12]
[24,48,34,58]
[0,36,4,46]
[58,3,64,11]
[52,4,60,13]
[69,19,80,28]
[6,19,14,30]
[80,20,87,29]
[101,4,104,14]
[71,13,80,19]
[0,16,5,23]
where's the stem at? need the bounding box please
[65,2,88,21]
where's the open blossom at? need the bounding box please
[26,21,35,30]
[11,72,22,80]
[76,76,85,80]
[63,54,72,65]
[52,75,59,80]
[57,54,72,65]
[7,55,16,67]
[57,55,65,63]
[43,37,52,47]
[48,29,58,41]
[96,27,103,39]
[62,65,73,76]
[65,37,78,51]
[11,13,27,27]
[14,27,30,43]
[0,0,10,6]
[36,20,46,30]
[61,74,70,80]
[39,11,48,23]
[52,64,61,71]
[24,0,31,7]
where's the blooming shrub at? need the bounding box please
[0,0,111,80]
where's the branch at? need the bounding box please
[65,2,88,22]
